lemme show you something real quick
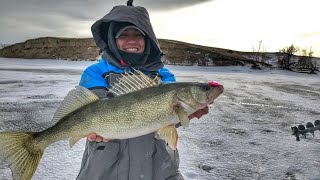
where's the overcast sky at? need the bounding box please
[1,0,320,56]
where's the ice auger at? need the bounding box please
[291,120,320,141]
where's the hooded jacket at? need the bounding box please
[77,5,184,180]
[91,5,164,72]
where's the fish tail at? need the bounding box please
[0,132,44,180]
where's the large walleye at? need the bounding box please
[0,71,223,180]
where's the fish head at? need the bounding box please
[175,81,224,114]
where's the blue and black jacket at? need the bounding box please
[80,58,176,90]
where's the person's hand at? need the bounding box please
[188,106,209,120]
[87,132,110,142]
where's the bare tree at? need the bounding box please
[251,40,268,69]
[298,47,313,69]
[302,47,319,73]
[278,44,299,70]
[252,40,267,62]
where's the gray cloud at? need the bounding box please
[0,0,213,44]
[132,0,213,10]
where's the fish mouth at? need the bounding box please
[208,86,224,104]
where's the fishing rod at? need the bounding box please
[291,120,320,141]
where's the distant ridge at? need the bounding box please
[0,37,98,61]
[0,37,278,67]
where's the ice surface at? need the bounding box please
[0,58,319,180]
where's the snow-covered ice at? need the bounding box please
[0,57,319,180]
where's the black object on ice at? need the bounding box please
[127,0,133,6]
[306,122,315,137]
[291,120,320,141]
[291,126,300,141]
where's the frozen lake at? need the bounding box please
[0,57,320,180]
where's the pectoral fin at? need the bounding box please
[157,125,178,150]
[69,136,84,148]
[175,106,190,128]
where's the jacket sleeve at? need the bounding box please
[79,63,109,98]
[159,67,176,84]
[79,64,109,89]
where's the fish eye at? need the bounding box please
[203,85,211,91]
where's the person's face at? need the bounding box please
[116,28,145,53]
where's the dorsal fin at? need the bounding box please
[51,86,99,125]
[108,69,162,96]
